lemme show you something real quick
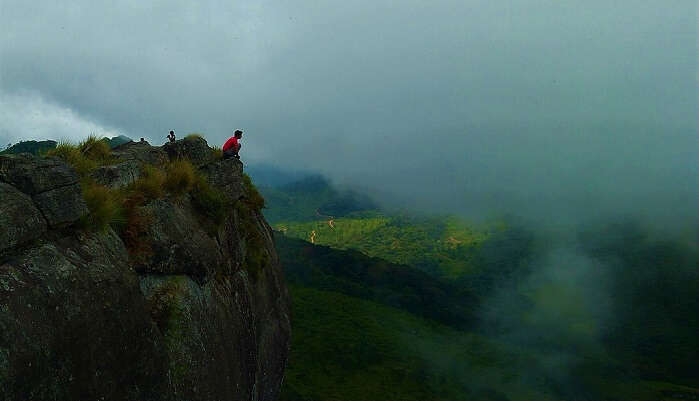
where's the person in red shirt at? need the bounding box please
[222,129,243,159]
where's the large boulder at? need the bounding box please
[136,197,221,281]
[0,154,88,227]
[162,136,214,165]
[32,183,88,227]
[199,158,245,202]
[111,141,168,166]
[92,160,141,189]
[0,154,78,194]
[0,183,46,253]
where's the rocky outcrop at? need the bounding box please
[0,183,46,252]
[92,160,141,189]
[0,142,291,401]
[162,136,214,166]
[0,154,88,228]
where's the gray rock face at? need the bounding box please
[0,154,88,227]
[163,136,214,165]
[112,141,168,166]
[137,198,221,280]
[0,143,291,401]
[200,158,245,202]
[92,160,141,188]
[0,183,46,252]
[0,154,78,194]
[0,231,168,400]
[32,183,88,227]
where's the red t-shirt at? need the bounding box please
[222,136,239,152]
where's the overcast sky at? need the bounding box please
[1,0,696,223]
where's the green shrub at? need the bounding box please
[185,133,203,140]
[164,160,195,194]
[133,165,166,199]
[242,173,265,210]
[211,146,223,160]
[79,135,112,162]
[191,175,230,222]
[81,180,125,230]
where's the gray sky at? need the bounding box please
[1,0,696,223]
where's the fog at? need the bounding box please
[1,0,696,223]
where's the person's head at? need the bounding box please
[169,130,174,135]
[234,129,243,138]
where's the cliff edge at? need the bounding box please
[0,137,291,401]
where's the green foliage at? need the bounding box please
[191,174,230,222]
[242,173,265,211]
[235,202,269,278]
[281,285,563,401]
[269,174,699,399]
[276,214,487,278]
[185,133,203,140]
[80,180,126,231]
[277,234,474,327]
[132,165,166,199]
[164,159,195,195]
[79,135,112,162]
[259,175,377,223]
[211,146,223,160]
[45,136,116,176]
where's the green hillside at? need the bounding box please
[274,214,490,278]
[263,173,699,400]
[277,233,699,401]
[282,286,563,401]
[1,136,131,156]
[1,140,57,155]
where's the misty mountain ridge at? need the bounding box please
[261,168,699,400]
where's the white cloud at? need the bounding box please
[0,90,127,145]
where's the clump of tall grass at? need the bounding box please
[79,135,112,162]
[80,180,126,231]
[164,159,195,194]
[45,135,114,176]
[211,146,223,160]
[132,165,166,199]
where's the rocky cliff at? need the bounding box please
[0,138,291,401]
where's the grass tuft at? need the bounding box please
[164,160,195,195]
[191,175,230,222]
[211,146,223,160]
[45,135,114,176]
[79,135,112,162]
[133,165,166,199]
[80,180,126,231]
